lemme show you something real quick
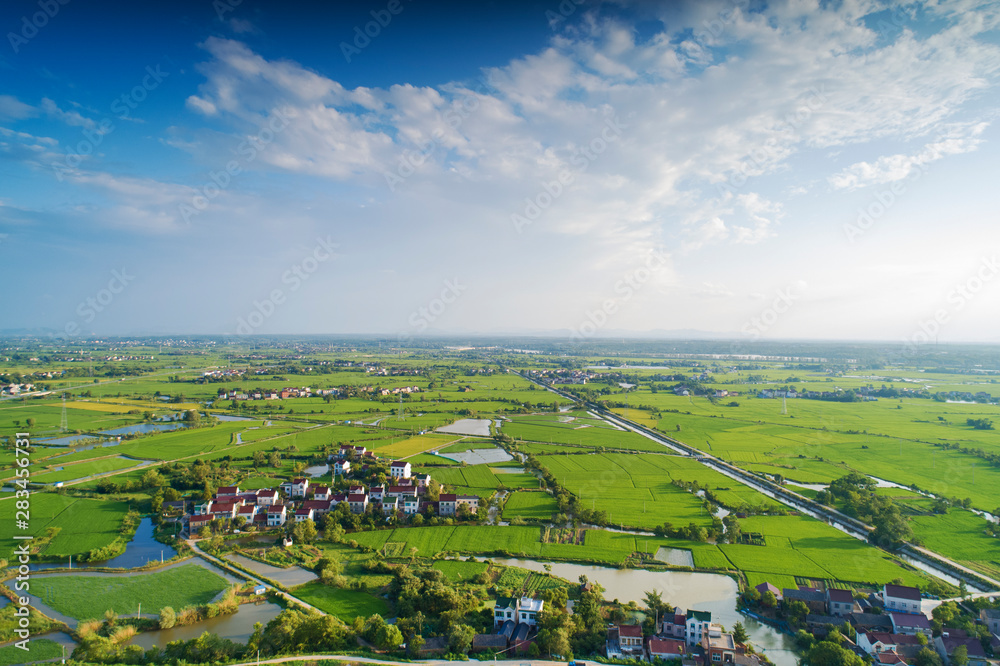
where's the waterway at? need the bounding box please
[129,600,283,649]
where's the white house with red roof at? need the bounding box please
[280,478,310,498]
[333,460,351,475]
[256,489,279,506]
[217,485,240,496]
[312,486,331,501]
[348,493,368,513]
[294,507,314,522]
[266,504,287,526]
[390,461,412,479]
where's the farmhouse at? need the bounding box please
[312,486,331,501]
[348,493,368,513]
[266,504,287,526]
[381,497,399,514]
[827,588,855,617]
[390,460,412,479]
[702,625,736,664]
[934,634,988,666]
[294,507,314,522]
[333,460,351,475]
[889,612,931,636]
[882,584,922,615]
[217,485,240,496]
[302,499,331,517]
[615,624,644,655]
[280,477,310,498]
[783,588,827,614]
[256,489,279,506]
[980,608,1000,635]
[647,637,686,660]
[686,609,713,647]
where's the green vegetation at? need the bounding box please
[291,580,390,619]
[0,638,64,666]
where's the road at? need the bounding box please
[514,371,1000,593]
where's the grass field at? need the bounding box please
[0,638,63,666]
[503,492,559,520]
[375,433,457,458]
[29,564,230,620]
[291,580,390,619]
[432,559,489,582]
[30,457,143,483]
[909,509,1000,579]
[0,493,129,561]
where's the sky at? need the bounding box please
[1,0,1000,344]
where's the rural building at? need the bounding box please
[217,485,240,496]
[266,504,287,526]
[934,633,988,666]
[889,612,931,636]
[237,505,258,521]
[348,493,368,513]
[189,515,213,532]
[701,626,736,664]
[390,460,412,479]
[980,608,1000,635]
[647,637,685,660]
[473,634,508,652]
[312,486,330,501]
[659,612,687,640]
[783,588,828,614]
[620,624,644,652]
[494,597,519,627]
[370,486,385,501]
[333,460,351,475]
[827,588,855,617]
[280,477,310,498]
[849,613,894,634]
[518,597,543,626]
[414,473,432,487]
[381,497,399,514]
[754,582,781,602]
[294,507,314,522]
[686,610,713,646]
[256,489,279,506]
[302,499,331,517]
[882,584,922,614]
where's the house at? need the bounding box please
[302,499,331,517]
[882,584,922,615]
[348,493,368,513]
[827,589,855,617]
[402,497,420,514]
[369,486,385,501]
[256,489,279,506]
[849,613,894,634]
[333,460,351,476]
[189,514,213,532]
[518,597,543,626]
[329,492,347,507]
[253,585,267,596]
[647,637,686,660]
[390,460,412,479]
[806,615,844,635]
[439,493,458,515]
[858,632,922,657]
[210,502,238,519]
[236,505,258,521]
[414,473,432,488]
[266,504,287,526]
[455,494,479,515]
[784,588,828,615]
[194,501,213,515]
[935,634,988,666]
[386,485,418,499]
[755,582,781,602]
[348,485,365,495]
[494,597,519,627]
[280,477,309,498]
[890,612,932,636]
[418,636,449,656]
[381,497,399,514]
[616,624,644,654]
[660,612,687,640]
[217,485,240,496]
[980,608,1000,635]
[686,610,713,647]
[511,623,532,653]
[336,444,367,458]
[294,507,314,522]
[312,486,331,501]
[702,626,736,664]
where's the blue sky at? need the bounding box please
[2,0,999,343]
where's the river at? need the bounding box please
[129,600,283,649]
[491,558,798,666]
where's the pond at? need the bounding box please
[303,464,330,478]
[129,600,283,650]
[435,418,493,437]
[491,558,798,666]
[26,517,178,571]
[213,414,254,422]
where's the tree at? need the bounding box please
[159,606,176,629]
[375,624,403,650]
[407,634,425,658]
[448,623,475,654]
[951,645,968,666]
[183,409,201,425]
[732,622,749,644]
[805,640,865,666]
[916,647,944,666]
[292,519,318,544]
[762,590,778,608]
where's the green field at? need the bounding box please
[291,580,390,619]
[0,638,64,666]
[29,564,230,620]
[0,493,129,561]
[432,559,489,582]
[504,491,559,520]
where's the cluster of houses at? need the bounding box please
[185,445,480,534]
[217,386,337,401]
[1,382,36,396]
[607,608,762,666]
[757,582,1000,666]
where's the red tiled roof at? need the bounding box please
[348,493,367,502]
[439,493,458,501]
[884,584,921,601]
[618,625,642,638]
[648,638,685,655]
